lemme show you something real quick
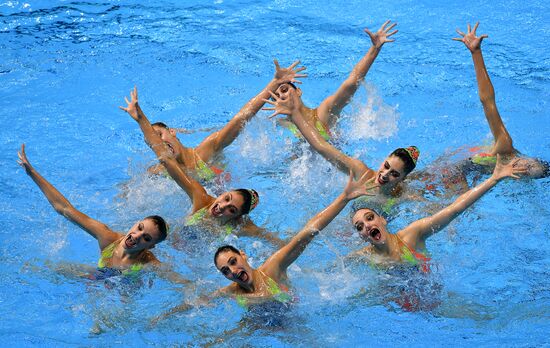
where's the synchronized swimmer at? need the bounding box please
[18,21,548,323]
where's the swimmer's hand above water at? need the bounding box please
[344,170,380,201]
[262,89,300,118]
[364,20,398,49]
[17,143,32,174]
[453,22,488,53]
[119,86,142,121]
[273,59,307,85]
[491,154,528,182]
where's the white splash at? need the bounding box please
[346,83,399,141]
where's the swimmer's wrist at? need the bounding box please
[487,175,500,184]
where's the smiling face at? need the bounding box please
[215,250,254,288]
[123,218,162,252]
[352,208,389,245]
[375,155,407,190]
[209,191,245,221]
[152,125,181,157]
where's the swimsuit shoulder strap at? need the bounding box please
[258,270,290,296]
[186,207,208,226]
[396,234,431,273]
[98,238,121,268]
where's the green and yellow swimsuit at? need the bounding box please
[235,271,292,309]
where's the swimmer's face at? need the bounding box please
[123,219,162,252]
[375,155,406,189]
[514,157,548,179]
[215,250,253,287]
[352,208,388,245]
[274,83,301,101]
[210,191,245,221]
[152,125,180,157]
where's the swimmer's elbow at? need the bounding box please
[52,202,74,217]
[303,225,320,237]
[479,93,496,105]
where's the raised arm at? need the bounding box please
[317,20,397,125]
[17,144,120,250]
[264,90,371,179]
[401,155,527,244]
[262,171,377,278]
[195,60,307,161]
[120,87,212,211]
[453,22,514,155]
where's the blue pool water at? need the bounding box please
[1,0,549,346]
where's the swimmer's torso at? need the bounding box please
[224,270,292,308]
[97,238,154,271]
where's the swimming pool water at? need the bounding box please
[1,0,549,346]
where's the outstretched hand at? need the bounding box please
[491,154,528,181]
[262,90,299,118]
[452,22,488,53]
[343,170,379,201]
[119,86,141,121]
[273,60,307,85]
[364,20,398,49]
[17,144,33,174]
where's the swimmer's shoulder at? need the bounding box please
[141,251,160,266]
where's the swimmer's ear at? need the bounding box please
[240,250,247,260]
[149,244,156,249]
[381,216,388,226]
[297,88,302,97]
[169,128,177,137]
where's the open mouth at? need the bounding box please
[237,271,248,282]
[211,204,222,217]
[377,174,387,186]
[165,142,175,155]
[369,228,382,242]
[125,234,136,248]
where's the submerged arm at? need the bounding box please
[151,290,219,326]
[317,20,397,121]
[238,220,286,248]
[17,144,119,250]
[263,171,377,277]
[120,87,211,211]
[403,155,526,242]
[152,262,192,287]
[453,22,514,155]
[196,60,307,160]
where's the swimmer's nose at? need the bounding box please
[229,266,239,276]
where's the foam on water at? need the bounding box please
[345,83,400,141]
